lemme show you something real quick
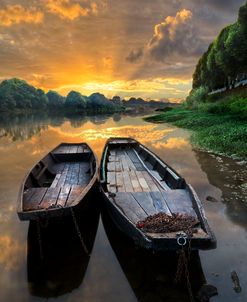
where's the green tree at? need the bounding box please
[47,90,65,110]
[65,91,87,111]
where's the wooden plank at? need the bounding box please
[116,172,125,192]
[108,155,116,162]
[50,173,62,188]
[142,171,160,192]
[83,147,91,153]
[56,185,71,207]
[107,184,117,193]
[131,192,158,216]
[64,164,72,185]
[56,164,69,187]
[23,188,48,211]
[107,172,116,186]
[69,146,78,153]
[124,152,136,171]
[122,171,134,192]
[162,190,197,217]
[126,149,140,163]
[40,187,61,209]
[135,171,150,192]
[23,188,36,203]
[66,185,85,206]
[112,192,147,223]
[107,172,117,193]
[151,170,163,181]
[149,191,172,215]
[107,162,115,172]
[129,170,142,192]
[133,162,145,171]
[120,153,130,171]
[78,162,90,185]
[77,145,84,153]
[115,161,122,172]
[69,163,80,185]
[110,150,116,156]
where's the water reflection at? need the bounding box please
[27,202,100,298]
[195,150,247,230]
[0,113,246,301]
[102,209,207,302]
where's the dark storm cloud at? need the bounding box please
[126,48,143,63]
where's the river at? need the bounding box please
[0,113,246,302]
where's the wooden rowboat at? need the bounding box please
[100,137,216,251]
[17,142,98,221]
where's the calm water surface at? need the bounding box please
[0,113,246,302]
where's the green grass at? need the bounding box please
[144,103,247,159]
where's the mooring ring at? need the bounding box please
[177,235,187,246]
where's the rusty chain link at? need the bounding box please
[36,219,44,260]
[70,207,89,255]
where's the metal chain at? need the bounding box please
[174,248,184,283]
[70,207,89,255]
[36,219,44,260]
[183,250,194,302]
[174,233,194,302]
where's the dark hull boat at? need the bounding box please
[17,142,98,221]
[100,138,216,251]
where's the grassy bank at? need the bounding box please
[144,98,247,159]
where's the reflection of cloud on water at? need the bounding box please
[79,125,174,143]
[153,138,189,150]
[0,236,24,271]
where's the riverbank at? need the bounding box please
[144,107,247,160]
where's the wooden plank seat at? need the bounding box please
[52,144,91,154]
[23,184,87,211]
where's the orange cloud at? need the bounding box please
[0,5,43,26]
[154,9,192,40]
[45,0,98,20]
[153,138,189,150]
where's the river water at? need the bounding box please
[0,113,246,302]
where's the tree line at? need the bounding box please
[0,78,122,113]
[192,1,247,93]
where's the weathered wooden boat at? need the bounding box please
[17,142,98,221]
[100,137,216,251]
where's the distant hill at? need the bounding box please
[192,1,247,94]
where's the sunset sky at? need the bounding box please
[0,0,245,101]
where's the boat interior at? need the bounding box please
[102,139,209,238]
[23,143,96,212]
